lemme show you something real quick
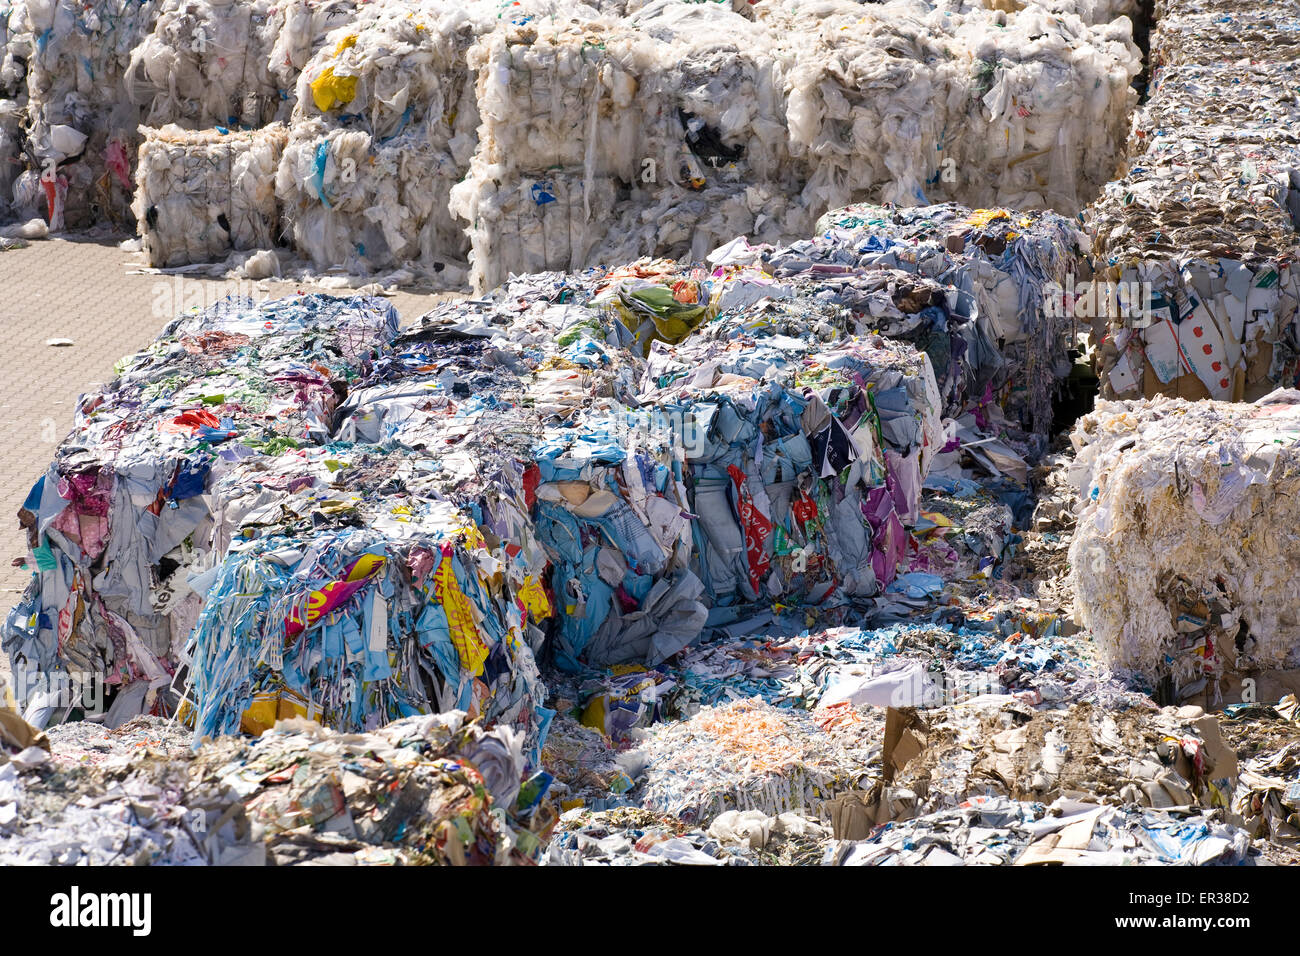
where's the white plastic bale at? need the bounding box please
[768,0,1139,217]
[8,0,162,227]
[267,0,364,91]
[752,0,1143,24]
[132,123,287,267]
[457,166,809,292]
[273,2,496,275]
[0,1,25,218]
[456,0,1137,291]
[457,1,805,290]
[1,0,1144,277]
[275,120,471,277]
[976,0,1140,22]
[0,100,19,219]
[275,0,621,277]
[125,0,332,130]
[454,171,620,291]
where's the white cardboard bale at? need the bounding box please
[133,123,287,267]
[1068,392,1300,690]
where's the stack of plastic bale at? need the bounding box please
[1067,391,1300,702]
[768,0,1140,218]
[275,0,510,281]
[1088,0,1300,402]
[393,283,680,674]
[706,238,986,423]
[179,289,658,753]
[2,294,399,730]
[765,202,1090,443]
[397,266,695,673]
[4,0,163,228]
[182,298,598,751]
[122,0,365,265]
[132,123,288,267]
[535,295,946,670]
[452,0,807,292]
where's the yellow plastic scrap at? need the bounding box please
[517,574,553,622]
[311,66,359,111]
[919,510,955,528]
[240,686,315,736]
[333,34,358,55]
[433,552,490,677]
[457,522,488,552]
[966,208,1011,228]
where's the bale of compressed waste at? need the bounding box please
[133,123,288,266]
[769,201,1090,439]
[1068,391,1300,695]
[1086,0,1300,403]
[3,294,399,727]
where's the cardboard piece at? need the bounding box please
[0,705,50,762]
[827,707,927,840]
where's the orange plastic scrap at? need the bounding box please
[814,701,866,732]
[693,700,802,774]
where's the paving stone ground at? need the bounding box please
[0,232,462,684]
